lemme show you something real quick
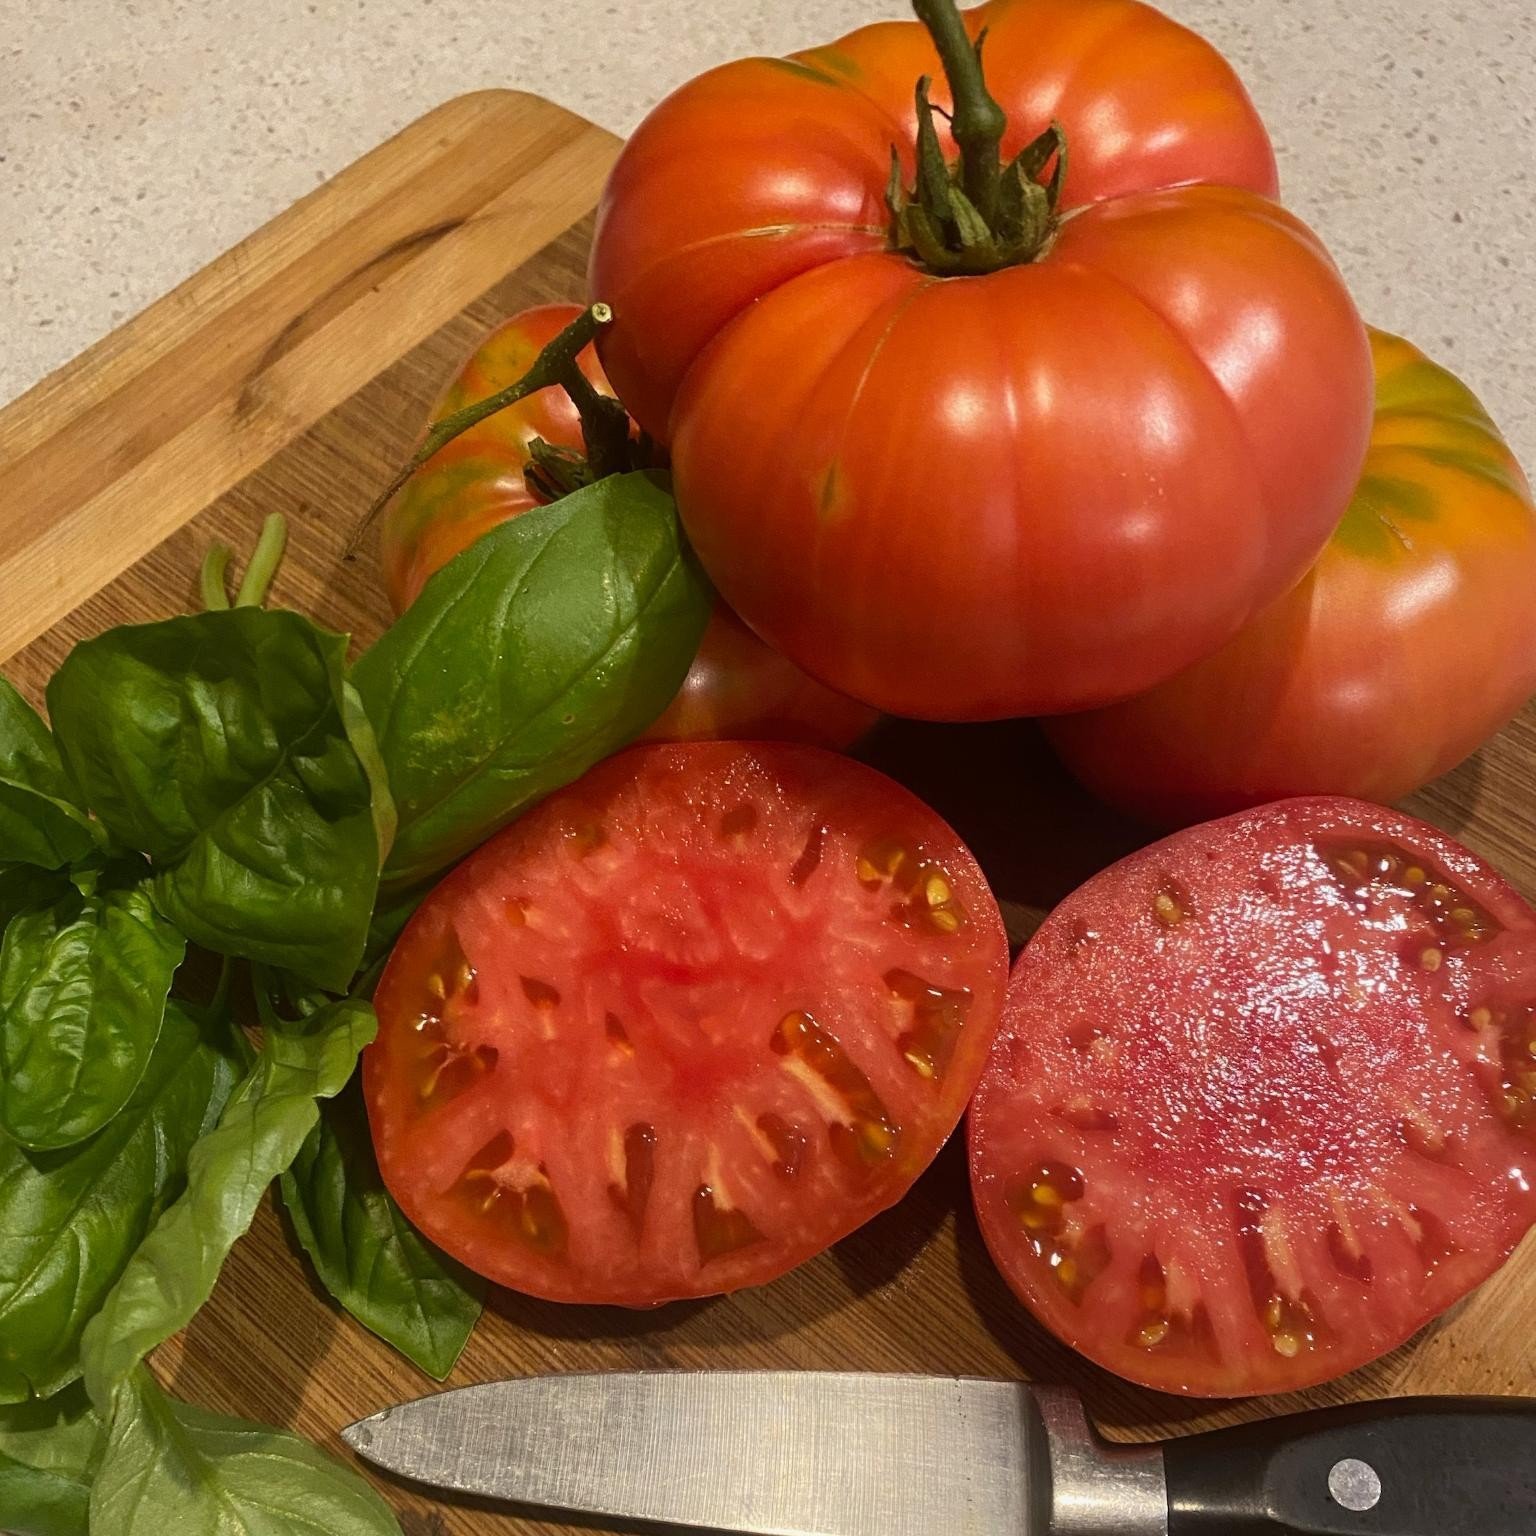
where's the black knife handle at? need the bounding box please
[1163,1396,1536,1536]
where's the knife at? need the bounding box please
[341,1371,1536,1535]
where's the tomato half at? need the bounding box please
[969,797,1536,1396]
[377,306,876,750]
[367,742,1008,1304]
[1047,330,1536,824]
[589,0,1373,720]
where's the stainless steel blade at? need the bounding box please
[341,1371,1168,1536]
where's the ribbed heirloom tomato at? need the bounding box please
[1047,330,1536,824]
[969,798,1536,1396]
[378,305,876,748]
[589,0,1374,720]
[366,742,1008,1305]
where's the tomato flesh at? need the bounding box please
[969,797,1536,1396]
[368,742,1008,1305]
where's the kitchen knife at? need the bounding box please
[341,1371,1536,1535]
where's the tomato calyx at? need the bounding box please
[356,302,637,546]
[889,0,1070,276]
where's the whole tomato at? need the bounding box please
[1046,329,1536,823]
[589,0,1373,720]
[378,305,876,749]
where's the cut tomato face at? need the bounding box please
[367,742,1008,1305]
[969,797,1536,1397]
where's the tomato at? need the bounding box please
[366,741,1008,1304]
[969,797,1536,1397]
[378,304,609,615]
[378,306,876,749]
[1046,330,1536,825]
[588,0,1373,720]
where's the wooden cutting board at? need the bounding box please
[3,88,1535,1535]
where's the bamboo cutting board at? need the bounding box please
[3,89,1535,1536]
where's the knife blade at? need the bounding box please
[341,1371,1536,1536]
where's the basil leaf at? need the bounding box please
[0,884,185,1150]
[80,999,376,1405]
[0,1005,233,1403]
[354,470,711,890]
[279,1082,482,1379]
[47,609,383,990]
[0,1385,101,1536]
[0,678,97,872]
[91,1369,399,1536]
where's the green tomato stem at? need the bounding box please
[348,303,614,556]
[911,0,1006,227]
[234,514,290,608]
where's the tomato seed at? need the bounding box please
[719,804,758,838]
[856,838,912,891]
[1326,1221,1374,1283]
[788,823,827,887]
[418,1043,497,1108]
[564,820,608,858]
[521,976,561,1010]
[693,1186,766,1263]
[609,1122,657,1233]
[886,967,971,1083]
[1320,839,1501,948]
[756,1113,808,1179]
[1153,891,1183,927]
[773,1011,900,1167]
[605,1012,634,1053]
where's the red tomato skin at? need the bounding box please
[1047,331,1536,823]
[588,0,1370,720]
[670,201,1370,720]
[365,742,1009,1305]
[591,0,1279,443]
[377,306,874,749]
[968,796,1536,1397]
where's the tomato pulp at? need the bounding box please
[367,742,1008,1304]
[1048,330,1536,824]
[969,798,1536,1396]
[377,305,876,750]
[589,0,1373,719]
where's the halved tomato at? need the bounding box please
[367,742,1008,1304]
[969,797,1536,1396]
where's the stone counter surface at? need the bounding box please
[4,0,1533,464]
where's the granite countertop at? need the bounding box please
[5,0,1533,462]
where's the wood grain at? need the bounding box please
[2,89,1534,1536]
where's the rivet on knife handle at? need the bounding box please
[1162,1396,1536,1535]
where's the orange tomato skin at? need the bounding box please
[1047,331,1536,823]
[588,0,1371,720]
[378,306,875,750]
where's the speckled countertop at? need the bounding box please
[4,0,1534,461]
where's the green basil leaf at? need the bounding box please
[0,1005,234,1403]
[353,470,711,890]
[46,609,382,990]
[0,884,185,1150]
[91,1369,399,1536]
[80,999,376,1405]
[0,678,97,872]
[279,1082,482,1380]
[0,1384,101,1536]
